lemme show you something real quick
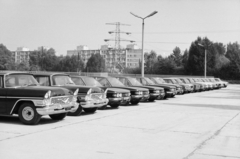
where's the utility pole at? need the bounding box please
[104,22,134,72]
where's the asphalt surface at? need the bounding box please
[1,84,240,159]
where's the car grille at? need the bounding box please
[51,96,73,105]
[91,93,104,99]
[122,93,130,97]
[143,91,149,95]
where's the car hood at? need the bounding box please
[54,85,102,94]
[9,86,72,98]
[105,88,130,93]
[110,86,148,92]
[130,85,164,91]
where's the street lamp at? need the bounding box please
[130,11,158,77]
[198,43,211,78]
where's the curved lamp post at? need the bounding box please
[130,11,158,77]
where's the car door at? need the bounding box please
[0,75,7,114]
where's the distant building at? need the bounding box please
[67,44,142,72]
[12,47,31,64]
[67,45,100,64]
[37,46,50,51]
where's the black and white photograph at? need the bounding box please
[0,0,240,158]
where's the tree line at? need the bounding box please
[125,37,240,80]
[0,36,240,80]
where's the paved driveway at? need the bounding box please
[0,85,240,159]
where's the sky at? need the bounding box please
[0,0,239,56]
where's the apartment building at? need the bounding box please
[12,47,31,64]
[67,44,142,72]
[67,45,100,64]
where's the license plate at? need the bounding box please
[123,97,129,100]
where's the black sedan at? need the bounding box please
[94,76,149,105]
[70,75,131,109]
[116,76,165,101]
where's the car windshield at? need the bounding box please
[188,78,194,83]
[182,78,190,83]
[175,79,183,84]
[108,78,125,87]
[145,78,155,85]
[215,78,220,81]
[5,74,39,87]
[52,75,75,86]
[169,79,177,84]
[128,78,143,86]
[154,78,165,84]
[82,77,102,87]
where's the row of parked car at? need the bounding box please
[0,71,228,125]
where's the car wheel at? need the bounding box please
[49,113,67,120]
[148,98,155,102]
[110,103,120,108]
[83,107,97,113]
[68,105,82,116]
[18,102,41,125]
[131,101,139,105]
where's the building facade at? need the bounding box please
[67,45,100,64]
[67,44,142,72]
[12,47,31,64]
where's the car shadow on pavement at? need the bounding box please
[0,115,62,125]
[163,103,240,111]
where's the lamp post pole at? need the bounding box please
[198,43,211,78]
[141,19,145,77]
[130,11,158,77]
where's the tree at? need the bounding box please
[54,55,84,72]
[169,47,182,67]
[144,50,157,74]
[85,53,105,72]
[0,44,15,70]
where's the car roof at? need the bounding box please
[32,72,69,76]
[0,71,32,76]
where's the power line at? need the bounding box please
[131,30,240,34]
[134,41,189,44]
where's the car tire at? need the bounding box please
[49,113,67,120]
[110,103,120,108]
[18,102,41,125]
[83,107,97,113]
[148,98,155,102]
[131,101,139,105]
[68,105,82,116]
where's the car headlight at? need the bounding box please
[153,90,160,94]
[74,88,79,96]
[44,90,51,99]
[113,93,122,98]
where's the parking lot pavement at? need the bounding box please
[0,85,240,159]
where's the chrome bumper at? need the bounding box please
[80,98,109,108]
[36,102,79,116]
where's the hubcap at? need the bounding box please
[22,107,34,121]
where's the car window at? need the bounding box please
[52,75,74,86]
[98,78,111,87]
[141,78,148,85]
[5,74,38,87]
[71,77,85,85]
[118,78,127,86]
[35,76,50,86]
